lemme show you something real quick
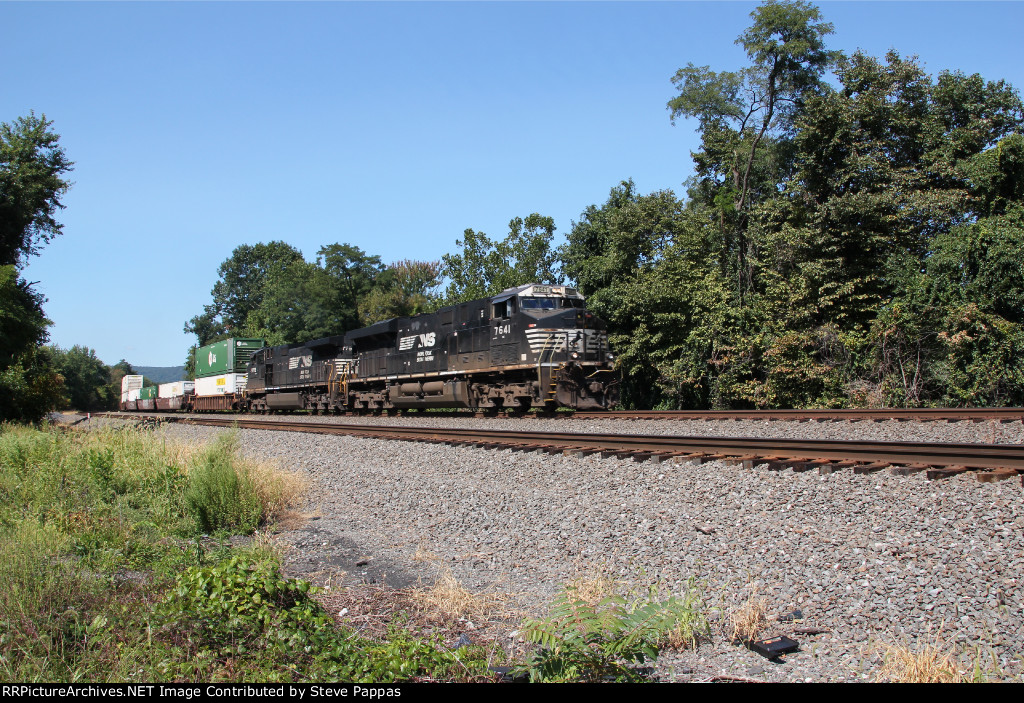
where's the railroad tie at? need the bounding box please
[765,458,804,471]
[976,468,1020,483]
[790,460,829,472]
[817,461,857,475]
[671,453,724,465]
[852,461,890,474]
[889,463,933,476]
[926,465,972,481]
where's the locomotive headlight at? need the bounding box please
[606,353,614,360]
[571,352,579,359]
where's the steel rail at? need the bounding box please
[572,407,1024,422]
[141,415,1024,472]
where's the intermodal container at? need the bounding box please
[158,381,195,398]
[121,375,144,402]
[139,386,158,400]
[194,373,248,396]
[121,375,144,393]
[195,338,265,378]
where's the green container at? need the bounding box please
[139,386,158,400]
[196,338,265,378]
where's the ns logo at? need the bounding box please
[399,332,437,351]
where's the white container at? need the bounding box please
[158,381,195,398]
[127,388,142,402]
[194,373,247,396]
[121,375,144,402]
[121,375,143,393]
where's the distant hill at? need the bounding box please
[134,366,186,384]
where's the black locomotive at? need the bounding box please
[244,284,619,413]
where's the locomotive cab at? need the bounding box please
[500,284,617,410]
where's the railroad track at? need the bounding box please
[116,413,1024,484]
[571,407,1024,422]
[106,406,1024,423]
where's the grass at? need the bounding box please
[0,422,491,683]
[875,632,1014,683]
[409,567,510,623]
[184,433,306,534]
[877,636,969,683]
[728,590,770,645]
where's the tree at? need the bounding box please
[441,213,560,304]
[0,265,50,369]
[198,241,305,336]
[50,345,116,411]
[315,243,386,333]
[561,184,733,407]
[243,259,335,346]
[668,0,836,302]
[358,260,442,325]
[0,113,72,422]
[0,113,73,267]
[186,242,390,352]
[0,347,64,423]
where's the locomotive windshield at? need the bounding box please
[521,297,584,310]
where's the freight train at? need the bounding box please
[121,284,619,413]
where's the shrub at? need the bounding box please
[520,583,706,682]
[184,434,263,534]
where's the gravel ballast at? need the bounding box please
[127,415,1022,682]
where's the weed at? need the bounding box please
[729,590,769,644]
[157,553,491,682]
[410,568,508,623]
[565,565,626,606]
[184,434,263,534]
[877,637,967,683]
[519,580,706,682]
[875,633,1011,683]
[183,432,304,535]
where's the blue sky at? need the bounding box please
[4,1,1023,366]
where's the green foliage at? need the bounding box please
[441,213,560,304]
[0,425,190,681]
[184,433,263,534]
[0,113,73,423]
[0,265,50,369]
[358,260,442,325]
[185,242,389,351]
[520,585,705,683]
[560,1,1024,409]
[0,113,74,268]
[190,241,306,343]
[0,346,65,423]
[0,425,485,682]
[158,554,489,682]
[49,345,119,411]
[0,267,62,422]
